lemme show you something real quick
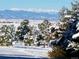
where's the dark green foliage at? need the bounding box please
[16,20,30,41]
[37,35,44,41]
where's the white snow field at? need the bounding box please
[0,46,52,58]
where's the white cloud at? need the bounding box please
[10,8,59,12]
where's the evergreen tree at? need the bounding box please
[49,0,79,57]
[16,20,30,41]
[0,25,15,46]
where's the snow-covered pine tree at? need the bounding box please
[58,0,79,57]
[48,0,79,57]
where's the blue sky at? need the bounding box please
[0,0,73,10]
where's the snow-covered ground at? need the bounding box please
[0,46,52,58]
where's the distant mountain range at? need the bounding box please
[0,10,59,20]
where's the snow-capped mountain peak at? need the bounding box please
[0,8,59,20]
